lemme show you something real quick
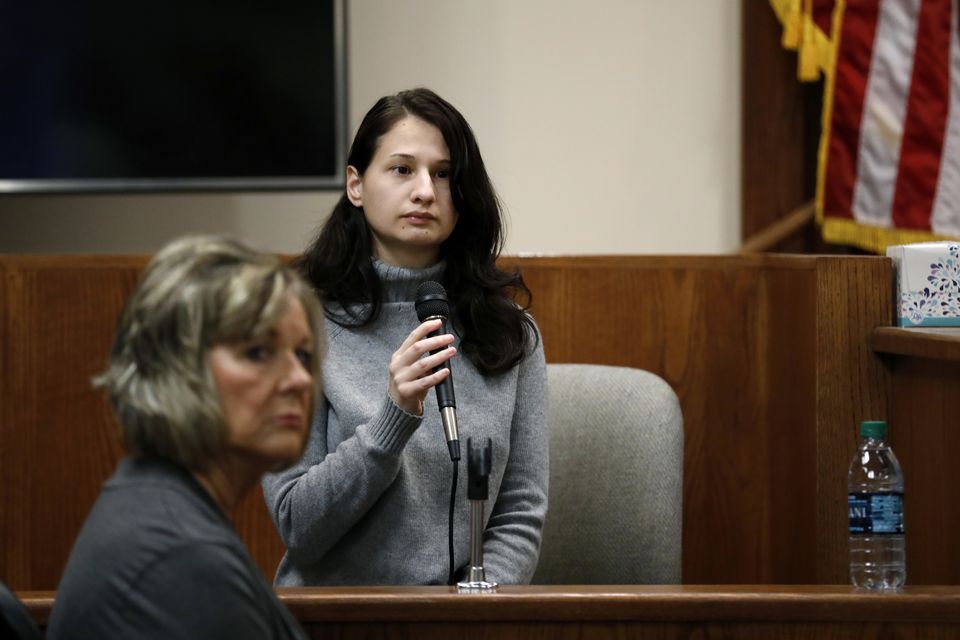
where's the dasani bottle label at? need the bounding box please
[848,491,904,534]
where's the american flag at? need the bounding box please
[772,0,960,253]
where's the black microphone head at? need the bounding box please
[415,281,450,321]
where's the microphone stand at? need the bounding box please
[457,438,498,592]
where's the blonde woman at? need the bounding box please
[49,236,322,640]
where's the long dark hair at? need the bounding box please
[299,88,535,375]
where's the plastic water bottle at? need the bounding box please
[848,420,905,589]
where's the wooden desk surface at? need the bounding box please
[20,585,960,639]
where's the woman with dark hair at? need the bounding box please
[263,88,548,586]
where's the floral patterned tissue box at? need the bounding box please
[886,242,960,327]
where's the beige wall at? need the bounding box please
[0,0,741,255]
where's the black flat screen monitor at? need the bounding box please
[0,0,347,193]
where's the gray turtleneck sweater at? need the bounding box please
[262,260,548,585]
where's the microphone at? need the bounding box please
[415,281,460,461]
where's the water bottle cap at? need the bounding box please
[860,420,887,439]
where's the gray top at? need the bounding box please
[48,456,305,640]
[263,259,549,585]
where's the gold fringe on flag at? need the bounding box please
[769,0,834,81]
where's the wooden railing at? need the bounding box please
[18,586,960,638]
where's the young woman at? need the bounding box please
[262,88,548,586]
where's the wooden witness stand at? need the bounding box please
[5,253,960,632]
[17,585,960,638]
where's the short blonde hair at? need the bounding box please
[97,235,325,470]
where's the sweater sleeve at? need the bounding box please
[262,393,422,567]
[480,323,549,584]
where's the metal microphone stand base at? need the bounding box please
[457,566,498,592]
[456,580,498,592]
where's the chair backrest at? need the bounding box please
[532,363,683,584]
[0,581,42,640]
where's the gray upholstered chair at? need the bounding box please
[532,363,683,584]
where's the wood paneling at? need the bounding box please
[813,258,893,583]
[870,329,960,584]
[1,256,142,590]
[1,254,891,590]
[879,356,960,585]
[741,0,824,251]
[20,586,960,639]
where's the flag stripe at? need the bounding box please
[813,0,835,37]
[891,0,952,230]
[813,0,960,251]
[851,0,921,228]
[822,1,880,222]
[930,0,960,234]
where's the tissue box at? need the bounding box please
[887,242,960,327]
